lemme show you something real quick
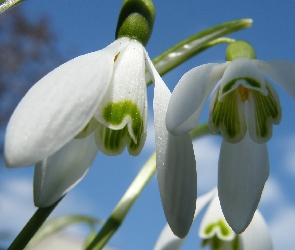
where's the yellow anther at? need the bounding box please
[236,85,250,102]
[114,52,120,62]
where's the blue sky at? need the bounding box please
[1,0,295,249]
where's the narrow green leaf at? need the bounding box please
[27,215,103,248]
[146,18,252,84]
[0,0,24,14]
[85,153,156,249]
[8,197,62,250]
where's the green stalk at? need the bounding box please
[85,153,156,250]
[27,215,103,248]
[85,124,214,249]
[190,123,213,138]
[0,0,24,14]
[146,37,236,85]
[8,197,62,250]
[145,18,253,85]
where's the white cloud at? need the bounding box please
[0,177,35,233]
[144,113,156,151]
[269,206,295,250]
[193,135,221,194]
[0,175,97,247]
[258,177,295,249]
[274,134,295,176]
[260,177,286,206]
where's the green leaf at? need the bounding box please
[0,0,24,14]
[146,18,253,85]
[85,153,157,249]
[27,215,103,248]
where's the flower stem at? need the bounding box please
[190,123,215,139]
[7,197,62,250]
[0,0,24,14]
[85,153,156,250]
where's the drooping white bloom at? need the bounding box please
[154,189,273,250]
[4,34,195,211]
[5,37,158,207]
[165,56,295,233]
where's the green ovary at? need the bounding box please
[98,100,145,156]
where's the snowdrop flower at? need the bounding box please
[4,0,164,207]
[165,40,295,234]
[154,189,273,250]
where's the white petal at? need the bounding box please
[255,59,295,99]
[219,58,267,100]
[153,224,184,250]
[218,133,269,234]
[4,38,130,167]
[166,63,228,135]
[154,189,216,250]
[199,192,235,241]
[146,51,197,238]
[240,210,273,250]
[34,132,98,207]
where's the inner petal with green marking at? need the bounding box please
[201,219,239,250]
[204,219,231,237]
[209,87,247,143]
[209,71,282,144]
[248,82,282,143]
[94,100,146,156]
[201,235,240,250]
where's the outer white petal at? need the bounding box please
[4,38,130,167]
[146,51,196,238]
[218,133,269,234]
[255,59,295,99]
[199,192,235,241]
[239,210,273,250]
[166,63,228,135]
[154,189,216,250]
[34,132,98,207]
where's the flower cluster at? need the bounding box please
[4,0,295,247]
[4,0,195,217]
[163,40,295,235]
[4,0,160,207]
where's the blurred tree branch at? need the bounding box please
[0,7,64,155]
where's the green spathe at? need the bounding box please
[116,0,155,46]
[226,40,256,61]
